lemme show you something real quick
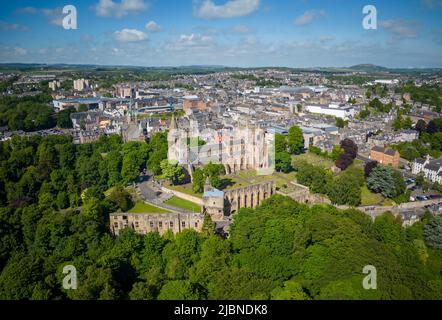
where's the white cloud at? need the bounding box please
[0,21,28,31]
[17,7,64,27]
[319,36,335,43]
[14,47,27,56]
[165,33,216,53]
[178,34,213,46]
[294,10,326,26]
[194,0,260,19]
[379,19,420,42]
[231,24,252,34]
[41,8,64,26]
[95,0,149,18]
[16,7,39,14]
[114,28,147,42]
[145,20,161,32]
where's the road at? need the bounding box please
[135,175,194,214]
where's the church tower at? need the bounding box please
[204,176,212,193]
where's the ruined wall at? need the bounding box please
[224,181,275,215]
[110,212,203,236]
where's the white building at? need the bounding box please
[305,103,355,120]
[73,79,90,91]
[374,79,399,85]
[412,156,442,184]
[48,80,61,91]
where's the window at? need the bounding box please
[194,222,198,228]
[170,221,174,228]
[182,221,186,228]
[159,221,162,228]
[114,222,118,227]
[150,221,154,228]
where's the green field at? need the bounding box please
[165,196,201,212]
[128,202,171,214]
[360,185,384,206]
[292,152,335,170]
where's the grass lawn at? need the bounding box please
[360,185,384,206]
[128,202,171,214]
[221,170,295,190]
[165,196,201,212]
[165,183,203,198]
[273,172,297,188]
[292,152,334,170]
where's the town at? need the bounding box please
[0,0,441,303]
[1,65,441,238]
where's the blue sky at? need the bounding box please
[0,0,441,68]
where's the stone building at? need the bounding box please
[369,146,400,168]
[202,180,276,220]
[183,96,208,113]
[202,178,225,221]
[110,212,203,236]
[168,115,275,175]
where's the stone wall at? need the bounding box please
[224,181,275,215]
[110,212,203,236]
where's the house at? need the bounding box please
[412,156,442,184]
[369,146,400,168]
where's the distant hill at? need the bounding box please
[348,64,389,72]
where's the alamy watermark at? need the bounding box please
[362,5,377,30]
[62,5,77,30]
[62,265,77,290]
[362,265,377,290]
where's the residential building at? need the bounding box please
[73,79,89,91]
[48,80,61,91]
[412,156,442,184]
[369,146,400,168]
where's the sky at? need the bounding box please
[0,0,441,68]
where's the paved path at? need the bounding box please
[136,177,194,214]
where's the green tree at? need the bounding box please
[271,279,310,300]
[424,217,442,249]
[275,133,288,153]
[331,145,344,161]
[192,168,205,193]
[328,175,361,206]
[158,280,201,300]
[287,126,304,155]
[160,160,186,185]
[56,109,74,128]
[335,118,346,128]
[204,162,225,189]
[129,282,155,300]
[108,186,133,212]
[275,152,293,173]
[367,166,405,198]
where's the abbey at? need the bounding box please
[167,115,274,176]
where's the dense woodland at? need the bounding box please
[0,133,441,300]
